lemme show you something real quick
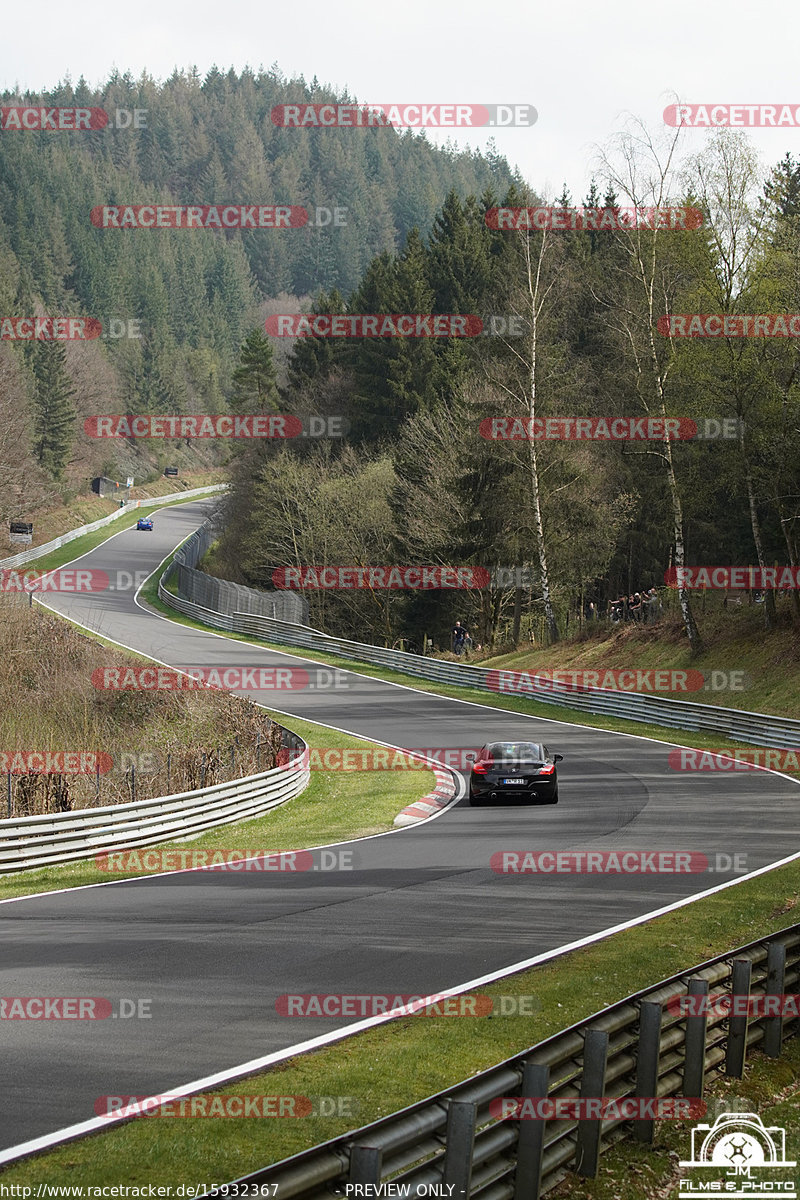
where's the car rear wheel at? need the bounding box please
[468,791,484,807]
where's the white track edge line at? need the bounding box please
[10,505,799,895]
[3,845,800,1167]
[3,505,799,1162]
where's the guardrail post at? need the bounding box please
[683,978,709,1097]
[634,1001,663,1143]
[726,959,751,1077]
[349,1145,382,1185]
[763,942,787,1058]
[442,1099,476,1198]
[514,1061,549,1200]
[575,1028,608,1178]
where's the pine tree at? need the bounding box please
[231,328,280,413]
[31,341,75,478]
[285,287,347,398]
[763,153,800,220]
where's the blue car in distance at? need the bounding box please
[136,517,154,531]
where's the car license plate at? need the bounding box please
[503,778,526,785]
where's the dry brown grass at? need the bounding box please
[0,596,284,816]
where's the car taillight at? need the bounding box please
[537,763,555,775]
[472,761,488,775]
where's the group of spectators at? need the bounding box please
[448,590,664,654]
[451,621,482,655]
[608,588,663,624]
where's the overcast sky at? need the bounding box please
[2,0,800,200]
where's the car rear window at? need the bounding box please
[487,742,543,763]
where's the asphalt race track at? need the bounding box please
[1,498,798,1156]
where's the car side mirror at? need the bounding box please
[553,753,563,763]
[465,753,476,763]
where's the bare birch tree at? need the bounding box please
[597,119,703,654]
[683,130,778,627]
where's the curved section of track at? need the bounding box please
[1,499,798,1155]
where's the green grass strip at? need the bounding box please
[1,861,798,1185]
[2,537,797,1187]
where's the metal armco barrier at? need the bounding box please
[211,924,800,1198]
[169,515,308,623]
[0,484,226,570]
[0,749,309,873]
[158,555,800,751]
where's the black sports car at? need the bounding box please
[467,741,563,806]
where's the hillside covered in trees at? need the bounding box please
[213,136,800,653]
[0,65,517,522]
[2,68,799,657]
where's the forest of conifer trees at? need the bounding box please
[2,70,800,652]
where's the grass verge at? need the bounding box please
[2,537,798,1185]
[1,863,798,1184]
[549,1038,800,1198]
[463,595,800,721]
[0,707,438,902]
[139,568,800,779]
[8,490,224,578]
